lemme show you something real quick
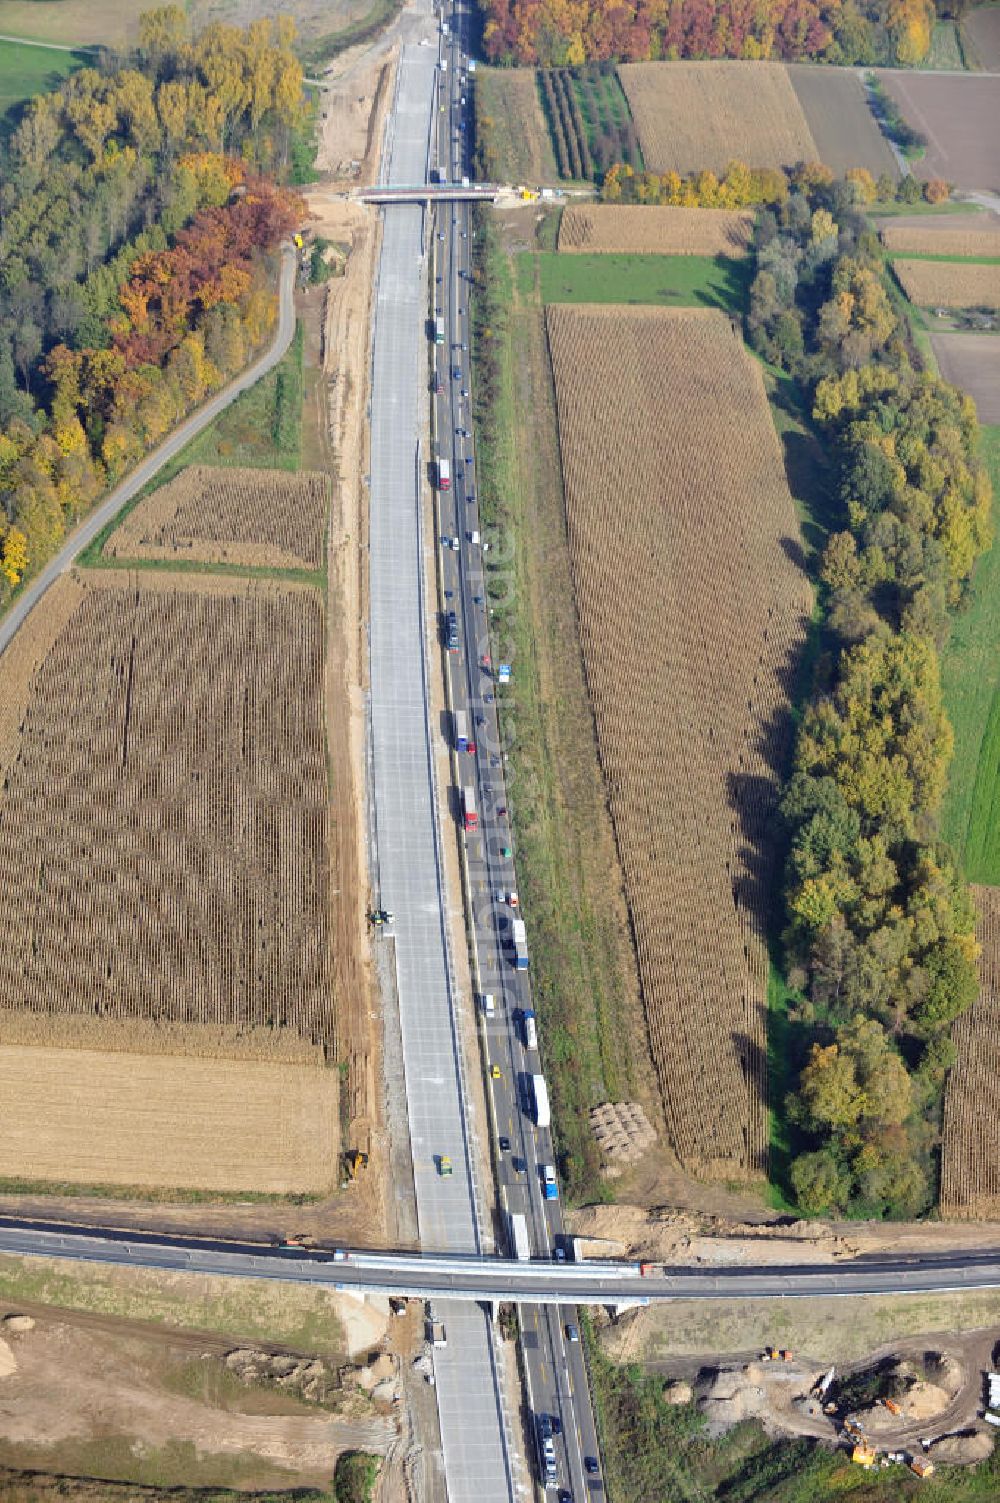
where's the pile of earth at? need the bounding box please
[224,1347,338,1403]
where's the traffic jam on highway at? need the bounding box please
[428,3,604,1496]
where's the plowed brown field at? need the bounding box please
[546,305,811,1179]
[0,570,333,1048]
[619,61,817,175]
[105,465,329,571]
[941,885,1000,1218]
[893,258,1000,308]
[558,205,753,256]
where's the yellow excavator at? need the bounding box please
[343,1148,369,1183]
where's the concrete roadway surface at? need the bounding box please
[0,248,296,660]
[366,20,515,1502]
[3,1218,1000,1303]
[431,3,605,1496]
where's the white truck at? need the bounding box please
[530,1072,550,1129]
[508,1210,530,1261]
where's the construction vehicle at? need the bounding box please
[284,1233,317,1248]
[762,1347,791,1362]
[343,1149,369,1182]
[438,1155,453,1176]
[852,1442,877,1468]
[910,1459,934,1478]
[884,1398,901,1416]
[344,1147,368,1179]
[369,909,394,926]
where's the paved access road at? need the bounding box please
[366,21,514,1502]
[0,248,296,660]
[430,2,605,1495]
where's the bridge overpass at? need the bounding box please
[2,1222,1000,1306]
[356,182,501,203]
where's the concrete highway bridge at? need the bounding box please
[356,182,501,203]
[2,1222,1000,1305]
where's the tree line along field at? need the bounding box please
[941,885,1000,1218]
[104,465,329,572]
[893,258,1000,308]
[558,205,754,257]
[0,567,337,1193]
[546,304,812,1179]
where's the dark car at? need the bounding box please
[550,1414,562,1437]
[584,1457,599,1477]
[498,1135,510,1152]
[558,1492,573,1503]
[445,611,459,652]
[452,366,462,380]
[565,1322,579,1342]
[431,373,442,394]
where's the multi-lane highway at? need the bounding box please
[366,20,516,1502]
[429,3,605,1494]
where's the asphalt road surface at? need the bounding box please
[429,3,605,1496]
[3,1220,1000,1304]
[0,248,296,661]
[366,17,514,1500]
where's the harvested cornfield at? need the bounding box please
[619,61,817,176]
[941,885,1000,1218]
[546,304,811,1180]
[893,258,1000,308]
[0,570,333,1049]
[105,465,329,571]
[881,222,1000,258]
[558,205,753,257]
[0,1042,339,1194]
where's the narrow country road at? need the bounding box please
[0,246,296,659]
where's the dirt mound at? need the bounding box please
[663,1380,692,1405]
[932,1430,994,1464]
[2,1314,34,1333]
[224,1348,337,1403]
[565,1203,845,1265]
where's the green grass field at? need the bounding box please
[940,427,1000,880]
[0,36,86,131]
[531,251,750,313]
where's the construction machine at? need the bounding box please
[343,1149,369,1182]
